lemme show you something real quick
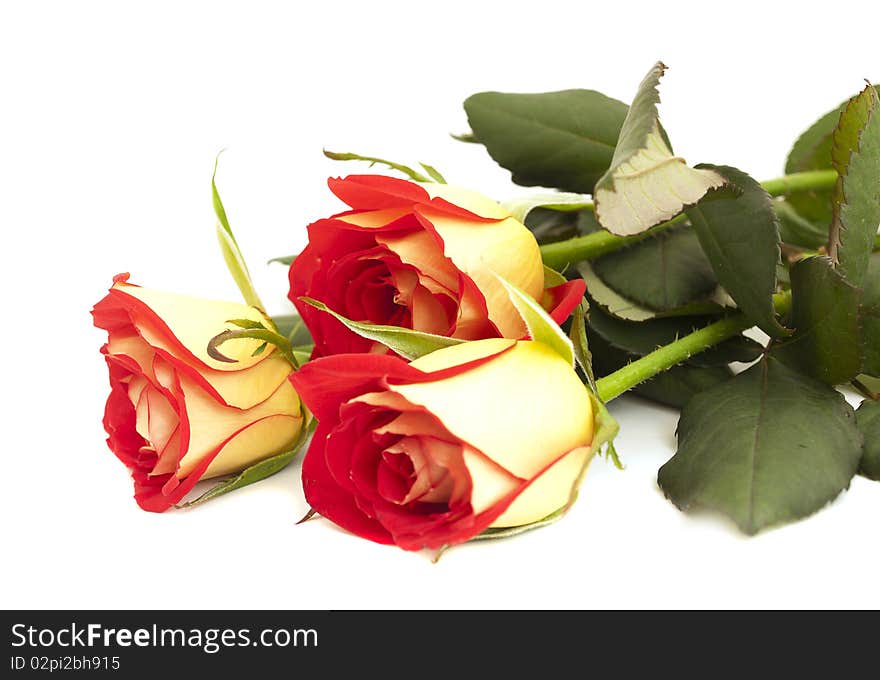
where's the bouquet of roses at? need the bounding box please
[91,62,879,553]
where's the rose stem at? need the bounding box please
[594,292,792,403]
[539,169,838,270]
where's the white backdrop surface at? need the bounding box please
[1,0,878,609]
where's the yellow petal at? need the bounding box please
[423,184,510,220]
[419,210,543,338]
[176,372,303,479]
[335,207,411,228]
[203,413,303,478]
[462,447,523,515]
[113,282,275,372]
[398,340,593,480]
[375,230,458,292]
[489,445,592,527]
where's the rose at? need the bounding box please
[290,338,595,550]
[288,175,585,357]
[92,274,305,512]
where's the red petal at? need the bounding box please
[328,175,430,210]
[545,278,587,325]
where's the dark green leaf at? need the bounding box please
[774,199,830,249]
[594,62,724,235]
[861,253,880,376]
[658,356,863,534]
[592,227,718,312]
[182,420,315,507]
[685,165,787,338]
[525,208,601,245]
[580,261,727,322]
[856,399,880,480]
[587,304,763,368]
[773,256,862,384]
[634,364,734,409]
[463,89,627,193]
[829,84,880,287]
[785,96,849,225]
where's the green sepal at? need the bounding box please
[299,297,463,360]
[213,155,265,311]
[323,149,444,184]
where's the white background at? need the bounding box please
[2,0,878,609]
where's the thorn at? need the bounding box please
[296,508,319,525]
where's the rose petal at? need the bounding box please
[490,445,592,527]
[328,175,430,210]
[396,341,593,480]
[544,279,587,325]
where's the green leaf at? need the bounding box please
[492,273,574,366]
[578,261,658,321]
[587,304,763,368]
[463,89,628,193]
[829,84,880,288]
[299,297,464,360]
[212,156,264,311]
[524,207,600,245]
[323,149,438,183]
[856,399,880,480]
[773,256,862,384]
[658,356,863,535]
[685,165,787,338]
[579,261,727,322]
[861,253,880,376]
[501,192,592,225]
[182,420,315,508]
[268,254,296,266]
[634,364,734,409]
[785,93,853,225]
[592,227,718,312]
[773,199,830,249]
[594,62,724,236]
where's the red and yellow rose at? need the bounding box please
[92,275,305,512]
[288,175,584,357]
[291,338,595,550]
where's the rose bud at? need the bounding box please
[290,338,595,550]
[92,274,305,512]
[289,175,585,357]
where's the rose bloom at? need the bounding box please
[289,175,585,357]
[92,274,304,512]
[290,338,595,550]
